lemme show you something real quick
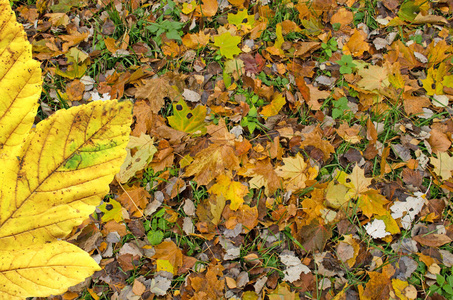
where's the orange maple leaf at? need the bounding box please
[343,29,369,57]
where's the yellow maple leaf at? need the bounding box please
[392,279,417,300]
[167,99,208,134]
[275,153,318,192]
[98,199,124,223]
[156,259,175,274]
[422,62,453,96]
[357,64,390,92]
[208,174,248,210]
[268,282,300,300]
[227,9,254,30]
[341,165,373,199]
[358,190,390,218]
[210,194,226,225]
[377,211,400,235]
[301,188,329,225]
[325,181,350,209]
[181,0,197,14]
[0,3,132,298]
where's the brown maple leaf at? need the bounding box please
[300,127,335,161]
[135,76,182,113]
[117,186,150,218]
[183,119,239,185]
[239,159,281,196]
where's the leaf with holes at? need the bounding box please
[227,9,254,29]
[167,99,207,134]
[116,133,157,183]
[0,2,132,298]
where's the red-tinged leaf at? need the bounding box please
[296,77,310,102]
[296,220,332,253]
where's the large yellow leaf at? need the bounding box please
[0,0,41,166]
[0,2,132,298]
[0,241,100,299]
[0,100,131,248]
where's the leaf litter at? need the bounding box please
[13,0,453,298]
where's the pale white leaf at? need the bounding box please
[365,219,390,239]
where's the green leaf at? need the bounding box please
[341,55,353,64]
[398,1,419,22]
[247,122,256,134]
[146,24,160,33]
[339,66,351,74]
[248,106,258,117]
[437,274,446,285]
[447,275,453,286]
[429,284,441,294]
[147,230,164,245]
[332,108,343,119]
[335,97,348,108]
[168,99,207,134]
[213,31,242,59]
[443,284,453,295]
[336,55,355,74]
[164,20,183,30]
[98,199,123,223]
[166,29,182,42]
[227,9,254,28]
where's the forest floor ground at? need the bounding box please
[13,0,453,299]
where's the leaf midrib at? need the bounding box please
[0,103,122,231]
